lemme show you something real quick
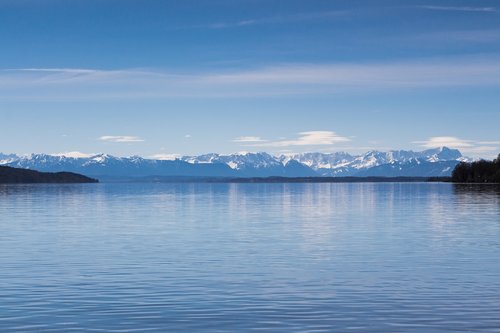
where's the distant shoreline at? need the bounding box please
[206,176,452,183]
[97,176,452,183]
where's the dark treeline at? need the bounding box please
[451,154,500,183]
[0,166,98,184]
[215,176,448,183]
[99,175,451,183]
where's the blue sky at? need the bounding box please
[1,0,499,158]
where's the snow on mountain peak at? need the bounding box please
[0,147,471,178]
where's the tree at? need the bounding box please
[451,154,500,183]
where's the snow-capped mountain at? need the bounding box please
[282,147,465,176]
[3,153,237,178]
[181,152,317,177]
[354,160,460,177]
[280,151,355,175]
[0,153,18,165]
[0,147,467,180]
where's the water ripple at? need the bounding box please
[0,183,499,332]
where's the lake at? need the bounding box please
[0,183,499,332]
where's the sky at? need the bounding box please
[1,0,499,159]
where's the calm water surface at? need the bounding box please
[0,183,499,332]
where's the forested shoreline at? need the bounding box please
[452,154,500,183]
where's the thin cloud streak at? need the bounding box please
[233,136,267,143]
[479,141,500,145]
[413,29,500,44]
[99,136,145,143]
[419,6,498,13]
[247,131,350,148]
[181,11,346,30]
[2,56,500,100]
[199,60,500,87]
[414,136,474,149]
[149,153,180,160]
[51,151,95,158]
[414,136,499,158]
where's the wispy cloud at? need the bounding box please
[414,136,474,149]
[12,68,98,73]
[414,136,499,158]
[51,151,94,158]
[99,135,144,143]
[149,153,179,160]
[413,29,500,44]
[198,59,500,87]
[184,11,346,30]
[478,141,500,145]
[233,136,267,143]
[419,5,497,13]
[246,131,350,148]
[2,56,500,100]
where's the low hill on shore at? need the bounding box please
[0,166,98,184]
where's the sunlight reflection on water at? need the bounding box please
[0,183,499,332]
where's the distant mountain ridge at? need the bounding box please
[0,147,468,179]
[279,147,465,176]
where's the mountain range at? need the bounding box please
[0,147,467,180]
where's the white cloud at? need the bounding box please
[478,141,500,145]
[248,131,350,147]
[2,56,500,100]
[184,11,346,30]
[185,134,192,138]
[233,136,267,143]
[149,153,179,160]
[99,135,144,143]
[50,151,94,158]
[414,136,474,149]
[419,6,497,13]
[414,136,499,158]
[415,29,500,44]
[198,60,500,88]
